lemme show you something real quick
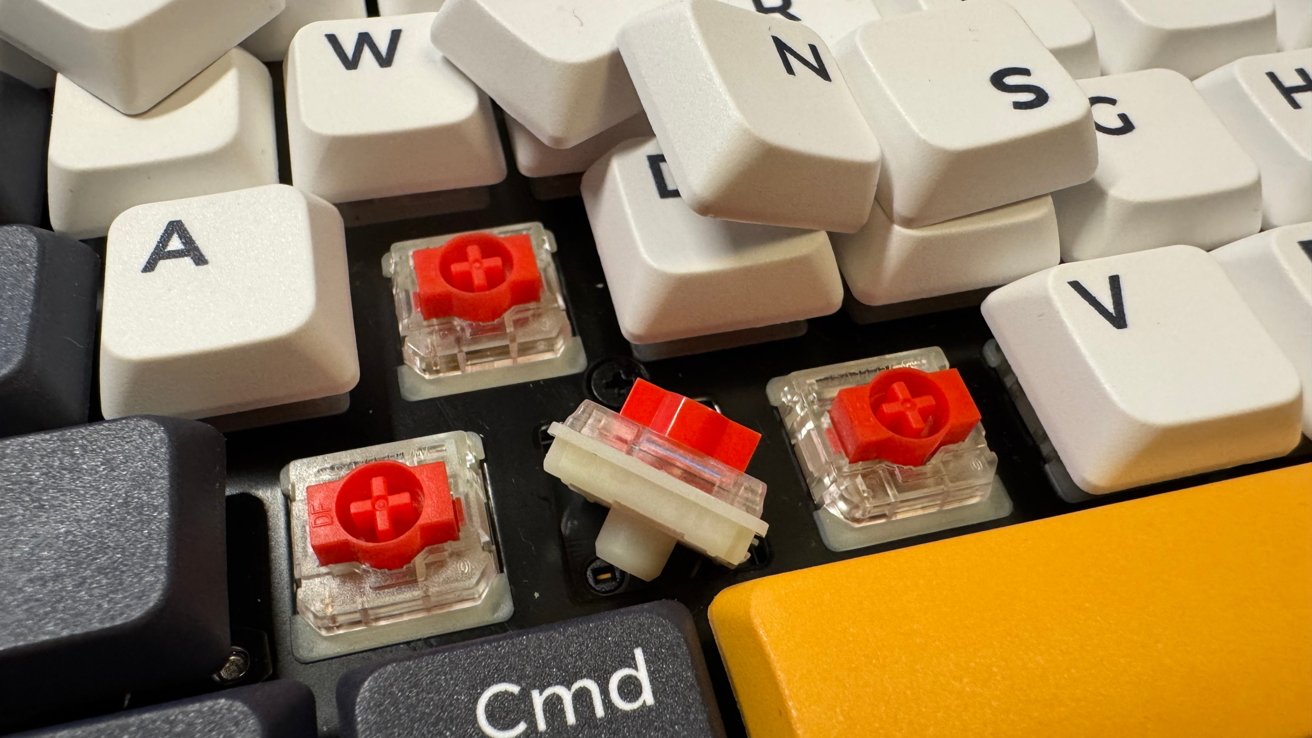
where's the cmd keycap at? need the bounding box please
[0,72,50,226]
[14,681,317,737]
[337,601,725,738]
[0,226,99,437]
[711,463,1312,738]
[0,417,229,733]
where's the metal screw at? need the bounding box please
[586,357,648,408]
[212,646,251,685]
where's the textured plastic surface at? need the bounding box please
[0,74,49,226]
[829,367,981,467]
[338,601,725,738]
[0,418,229,733]
[0,226,99,437]
[14,681,317,738]
[307,460,464,570]
[710,463,1312,738]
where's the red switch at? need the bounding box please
[828,367,981,467]
[620,379,761,472]
[307,460,465,570]
[413,232,543,323]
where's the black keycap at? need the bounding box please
[0,225,99,436]
[0,73,50,226]
[14,681,318,737]
[338,601,726,738]
[0,417,230,733]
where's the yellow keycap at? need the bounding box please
[710,464,1312,738]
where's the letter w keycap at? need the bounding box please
[326,29,402,70]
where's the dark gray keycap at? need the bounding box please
[339,602,726,738]
[0,417,230,733]
[0,73,50,226]
[14,681,318,737]
[0,225,99,436]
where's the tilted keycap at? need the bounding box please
[0,417,229,733]
[0,226,99,437]
[711,464,1312,738]
[14,681,317,737]
[47,49,278,240]
[431,0,666,148]
[242,0,367,62]
[0,73,49,226]
[338,602,725,738]
[0,0,283,114]
[837,0,1097,228]
[618,0,882,233]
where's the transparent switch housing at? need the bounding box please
[282,431,510,659]
[384,223,579,385]
[558,400,767,519]
[767,347,998,526]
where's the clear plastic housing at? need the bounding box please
[558,400,767,519]
[384,222,573,379]
[768,347,997,525]
[283,432,501,637]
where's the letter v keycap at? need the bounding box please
[981,244,1303,495]
[337,602,724,737]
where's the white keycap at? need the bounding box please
[0,38,53,89]
[380,0,443,13]
[100,185,359,420]
[0,0,283,114]
[507,113,652,179]
[242,0,367,62]
[286,13,505,204]
[834,196,1059,306]
[581,138,844,346]
[873,0,1101,79]
[1053,69,1262,261]
[619,0,881,233]
[431,0,665,148]
[982,244,1303,494]
[1066,0,1277,79]
[837,0,1097,228]
[1196,48,1312,227]
[48,49,278,240]
[1214,224,1312,437]
[1276,0,1312,50]
[719,0,882,46]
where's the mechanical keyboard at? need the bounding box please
[1,1,1311,736]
